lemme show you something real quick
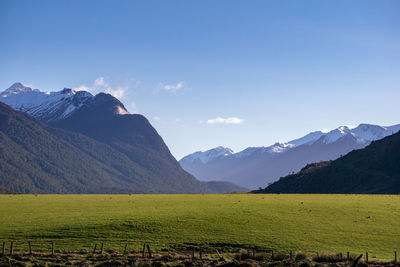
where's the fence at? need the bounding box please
[0,240,399,264]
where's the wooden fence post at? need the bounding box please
[142,243,146,257]
[395,251,397,263]
[92,243,97,254]
[215,249,221,258]
[352,254,362,267]
[365,252,368,262]
[2,242,5,256]
[199,247,202,260]
[28,241,32,255]
[192,248,195,261]
[290,251,293,260]
[271,251,274,260]
[51,241,54,256]
[253,248,256,258]
[123,243,127,255]
[100,243,104,255]
[10,242,14,256]
[146,244,152,258]
[347,252,349,261]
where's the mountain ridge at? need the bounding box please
[0,82,127,123]
[254,130,400,194]
[181,124,400,163]
[180,123,400,189]
[0,83,246,193]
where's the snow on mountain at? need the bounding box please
[288,131,325,146]
[387,124,400,135]
[290,124,400,148]
[233,143,294,158]
[192,130,326,162]
[0,82,128,122]
[317,124,400,145]
[1,82,39,96]
[232,131,326,159]
[181,123,400,164]
[319,126,352,144]
[351,124,400,143]
[180,146,234,164]
[232,147,262,158]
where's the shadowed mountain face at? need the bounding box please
[51,93,215,193]
[255,131,400,194]
[0,84,246,193]
[180,124,400,189]
[0,102,150,193]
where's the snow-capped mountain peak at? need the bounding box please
[234,143,295,158]
[1,82,39,97]
[232,131,325,158]
[351,124,390,142]
[180,146,234,164]
[0,82,133,122]
[0,83,90,122]
[319,126,352,144]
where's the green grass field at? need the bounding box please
[0,194,399,259]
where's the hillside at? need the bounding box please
[254,131,400,194]
[0,102,243,193]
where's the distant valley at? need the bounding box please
[180,124,400,189]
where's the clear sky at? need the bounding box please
[1,0,399,159]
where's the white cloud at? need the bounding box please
[206,117,244,125]
[107,87,125,99]
[155,81,185,93]
[75,77,126,99]
[94,77,106,87]
[153,116,161,121]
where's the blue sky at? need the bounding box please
[1,0,399,159]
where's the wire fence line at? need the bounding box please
[0,240,399,263]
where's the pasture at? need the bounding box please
[0,194,399,260]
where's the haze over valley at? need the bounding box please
[180,124,400,189]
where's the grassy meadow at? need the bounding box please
[0,194,399,259]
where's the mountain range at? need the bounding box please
[180,124,400,189]
[0,83,245,193]
[1,82,95,122]
[254,130,400,194]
